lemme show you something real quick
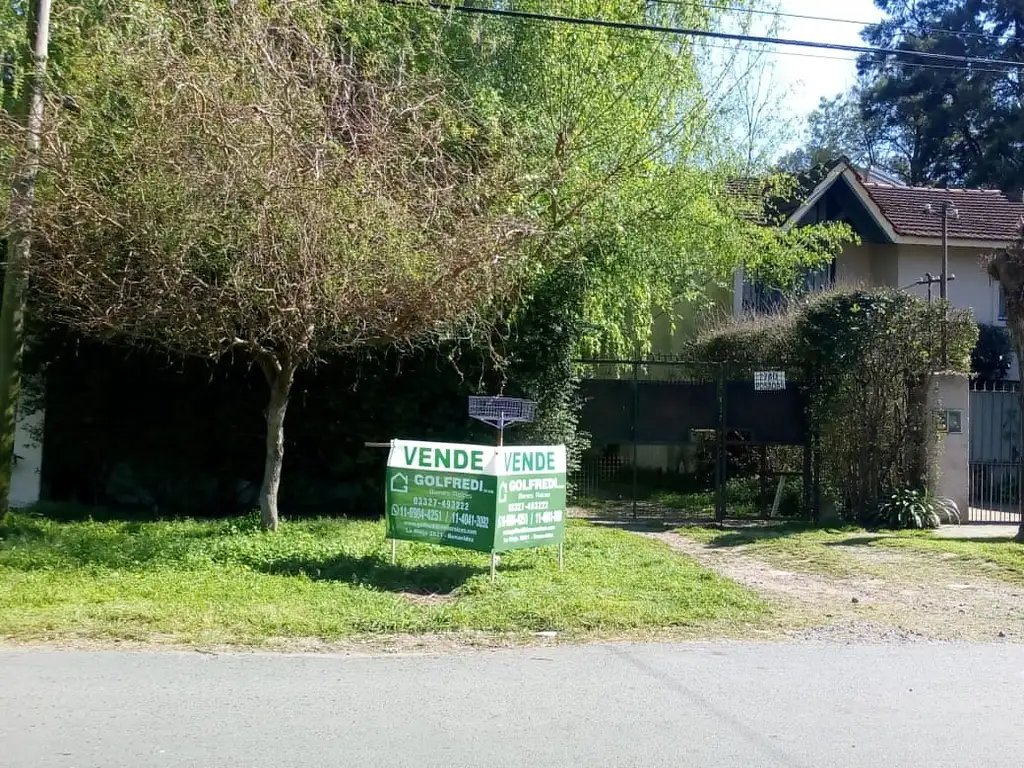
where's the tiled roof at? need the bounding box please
[861,182,1024,242]
[726,161,839,224]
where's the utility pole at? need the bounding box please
[0,0,52,517]
[914,272,956,305]
[924,201,959,367]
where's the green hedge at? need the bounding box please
[27,266,586,517]
[691,289,977,520]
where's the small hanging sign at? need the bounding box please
[753,371,786,391]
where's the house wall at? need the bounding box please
[896,244,1000,323]
[835,242,877,285]
[639,285,733,469]
[870,245,900,287]
[10,381,44,508]
[896,244,1019,378]
[650,283,733,360]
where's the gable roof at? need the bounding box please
[725,159,845,225]
[861,183,1024,242]
[780,158,1024,245]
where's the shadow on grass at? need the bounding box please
[691,522,829,548]
[590,518,699,534]
[258,554,504,594]
[823,536,888,548]
[26,501,194,524]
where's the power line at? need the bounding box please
[492,7,1012,76]
[651,1,1008,45]
[698,40,1011,76]
[383,1,1022,70]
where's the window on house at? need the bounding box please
[801,259,837,294]
[999,284,1007,321]
[742,258,837,316]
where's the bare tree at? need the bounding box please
[986,230,1024,542]
[8,1,530,529]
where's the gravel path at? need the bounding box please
[644,530,1024,643]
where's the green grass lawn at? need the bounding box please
[0,511,764,646]
[680,523,1024,584]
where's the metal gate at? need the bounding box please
[969,380,1022,523]
[573,359,815,521]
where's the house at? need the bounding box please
[629,159,1024,515]
[735,158,1024,372]
[733,158,1024,519]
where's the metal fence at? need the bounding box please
[572,359,816,521]
[969,380,1022,523]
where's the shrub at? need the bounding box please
[873,488,960,530]
[691,288,977,520]
[971,323,1012,382]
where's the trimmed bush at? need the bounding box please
[691,288,976,521]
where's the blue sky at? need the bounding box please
[772,0,885,121]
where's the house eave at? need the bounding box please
[891,235,1012,249]
[781,162,901,244]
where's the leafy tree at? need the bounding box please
[858,0,1024,192]
[777,90,887,173]
[4,0,849,527]
[350,1,849,356]
[10,1,531,529]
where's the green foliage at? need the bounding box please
[971,324,1012,382]
[10,0,847,522]
[859,0,1024,190]
[500,264,588,475]
[693,288,978,518]
[776,90,884,173]
[332,0,850,358]
[30,316,583,516]
[794,290,975,383]
[0,511,764,642]
[873,488,959,531]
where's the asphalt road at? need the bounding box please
[2,642,1023,767]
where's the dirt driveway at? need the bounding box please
[642,529,1024,643]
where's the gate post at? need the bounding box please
[802,366,815,520]
[928,372,969,522]
[715,363,726,522]
[631,361,638,519]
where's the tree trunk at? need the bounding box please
[258,360,295,532]
[0,0,52,517]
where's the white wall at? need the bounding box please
[929,373,970,520]
[896,244,999,322]
[10,392,44,508]
[870,245,900,288]
[843,241,999,320]
[735,240,1019,378]
[896,244,1018,378]
[836,242,876,285]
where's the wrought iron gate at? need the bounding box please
[573,359,815,521]
[969,380,1022,523]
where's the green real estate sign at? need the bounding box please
[385,440,567,553]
